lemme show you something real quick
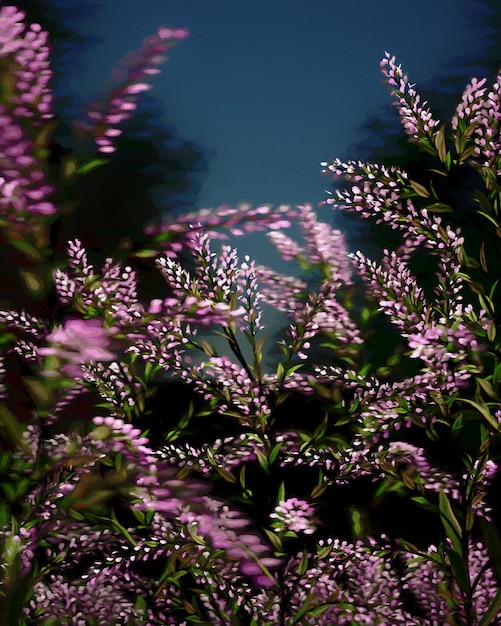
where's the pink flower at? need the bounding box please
[39,318,117,378]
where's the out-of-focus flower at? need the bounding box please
[74,25,189,153]
[39,318,117,378]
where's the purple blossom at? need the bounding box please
[0,6,54,123]
[39,318,117,378]
[270,498,318,534]
[380,52,440,140]
[74,25,189,153]
[142,203,299,257]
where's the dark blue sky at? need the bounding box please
[55,0,492,212]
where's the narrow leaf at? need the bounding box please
[458,398,499,430]
[434,125,447,163]
[409,180,431,198]
[438,491,463,553]
[74,158,110,175]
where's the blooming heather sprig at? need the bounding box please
[0,6,54,123]
[350,245,486,395]
[247,536,424,625]
[295,204,353,284]
[283,278,363,362]
[258,206,361,361]
[183,356,272,428]
[322,158,415,225]
[53,239,152,333]
[0,8,58,225]
[0,107,58,220]
[81,360,141,417]
[159,433,267,476]
[350,248,426,336]
[380,51,440,141]
[452,77,488,131]
[269,498,318,535]
[0,308,46,337]
[237,255,264,335]
[153,232,269,333]
[401,540,500,623]
[254,265,308,315]
[125,317,189,374]
[142,203,298,258]
[472,73,501,174]
[74,26,189,154]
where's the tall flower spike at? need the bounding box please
[143,203,298,258]
[380,52,440,141]
[473,72,501,175]
[0,6,54,123]
[75,26,189,153]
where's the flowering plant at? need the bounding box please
[0,6,500,625]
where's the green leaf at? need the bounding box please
[1,481,16,501]
[477,377,498,400]
[487,320,497,343]
[130,249,157,259]
[61,156,78,180]
[0,404,27,450]
[445,546,471,595]
[298,551,309,576]
[22,376,53,407]
[255,448,269,472]
[268,443,282,466]
[411,496,436,512]
[479,292,496,316]
[476,210,499,229]
[492,362,501,388]
[18,269,48,298]
[409,179,431,198]
[9,239,46,262]
[74,158,110,175]
[317,543,334,560]
[434,125,447,163]
[349,506,368,539]
[33,120,60,149]
[276,362,285,382]
[475,190,494,214]
[277,481,285,504]
[457,398,499,431]
[425,202,454,213]
[438,491,463,554]
[285,363,305,377]
[263,528,283,552]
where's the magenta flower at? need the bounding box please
[39,318,116,378]
[75,25,189,153]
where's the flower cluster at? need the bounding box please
[142,202,299,258]
[74,25,189,154]
[380,51,440,140]
[0,5,53,123]
[269,498,318,534]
